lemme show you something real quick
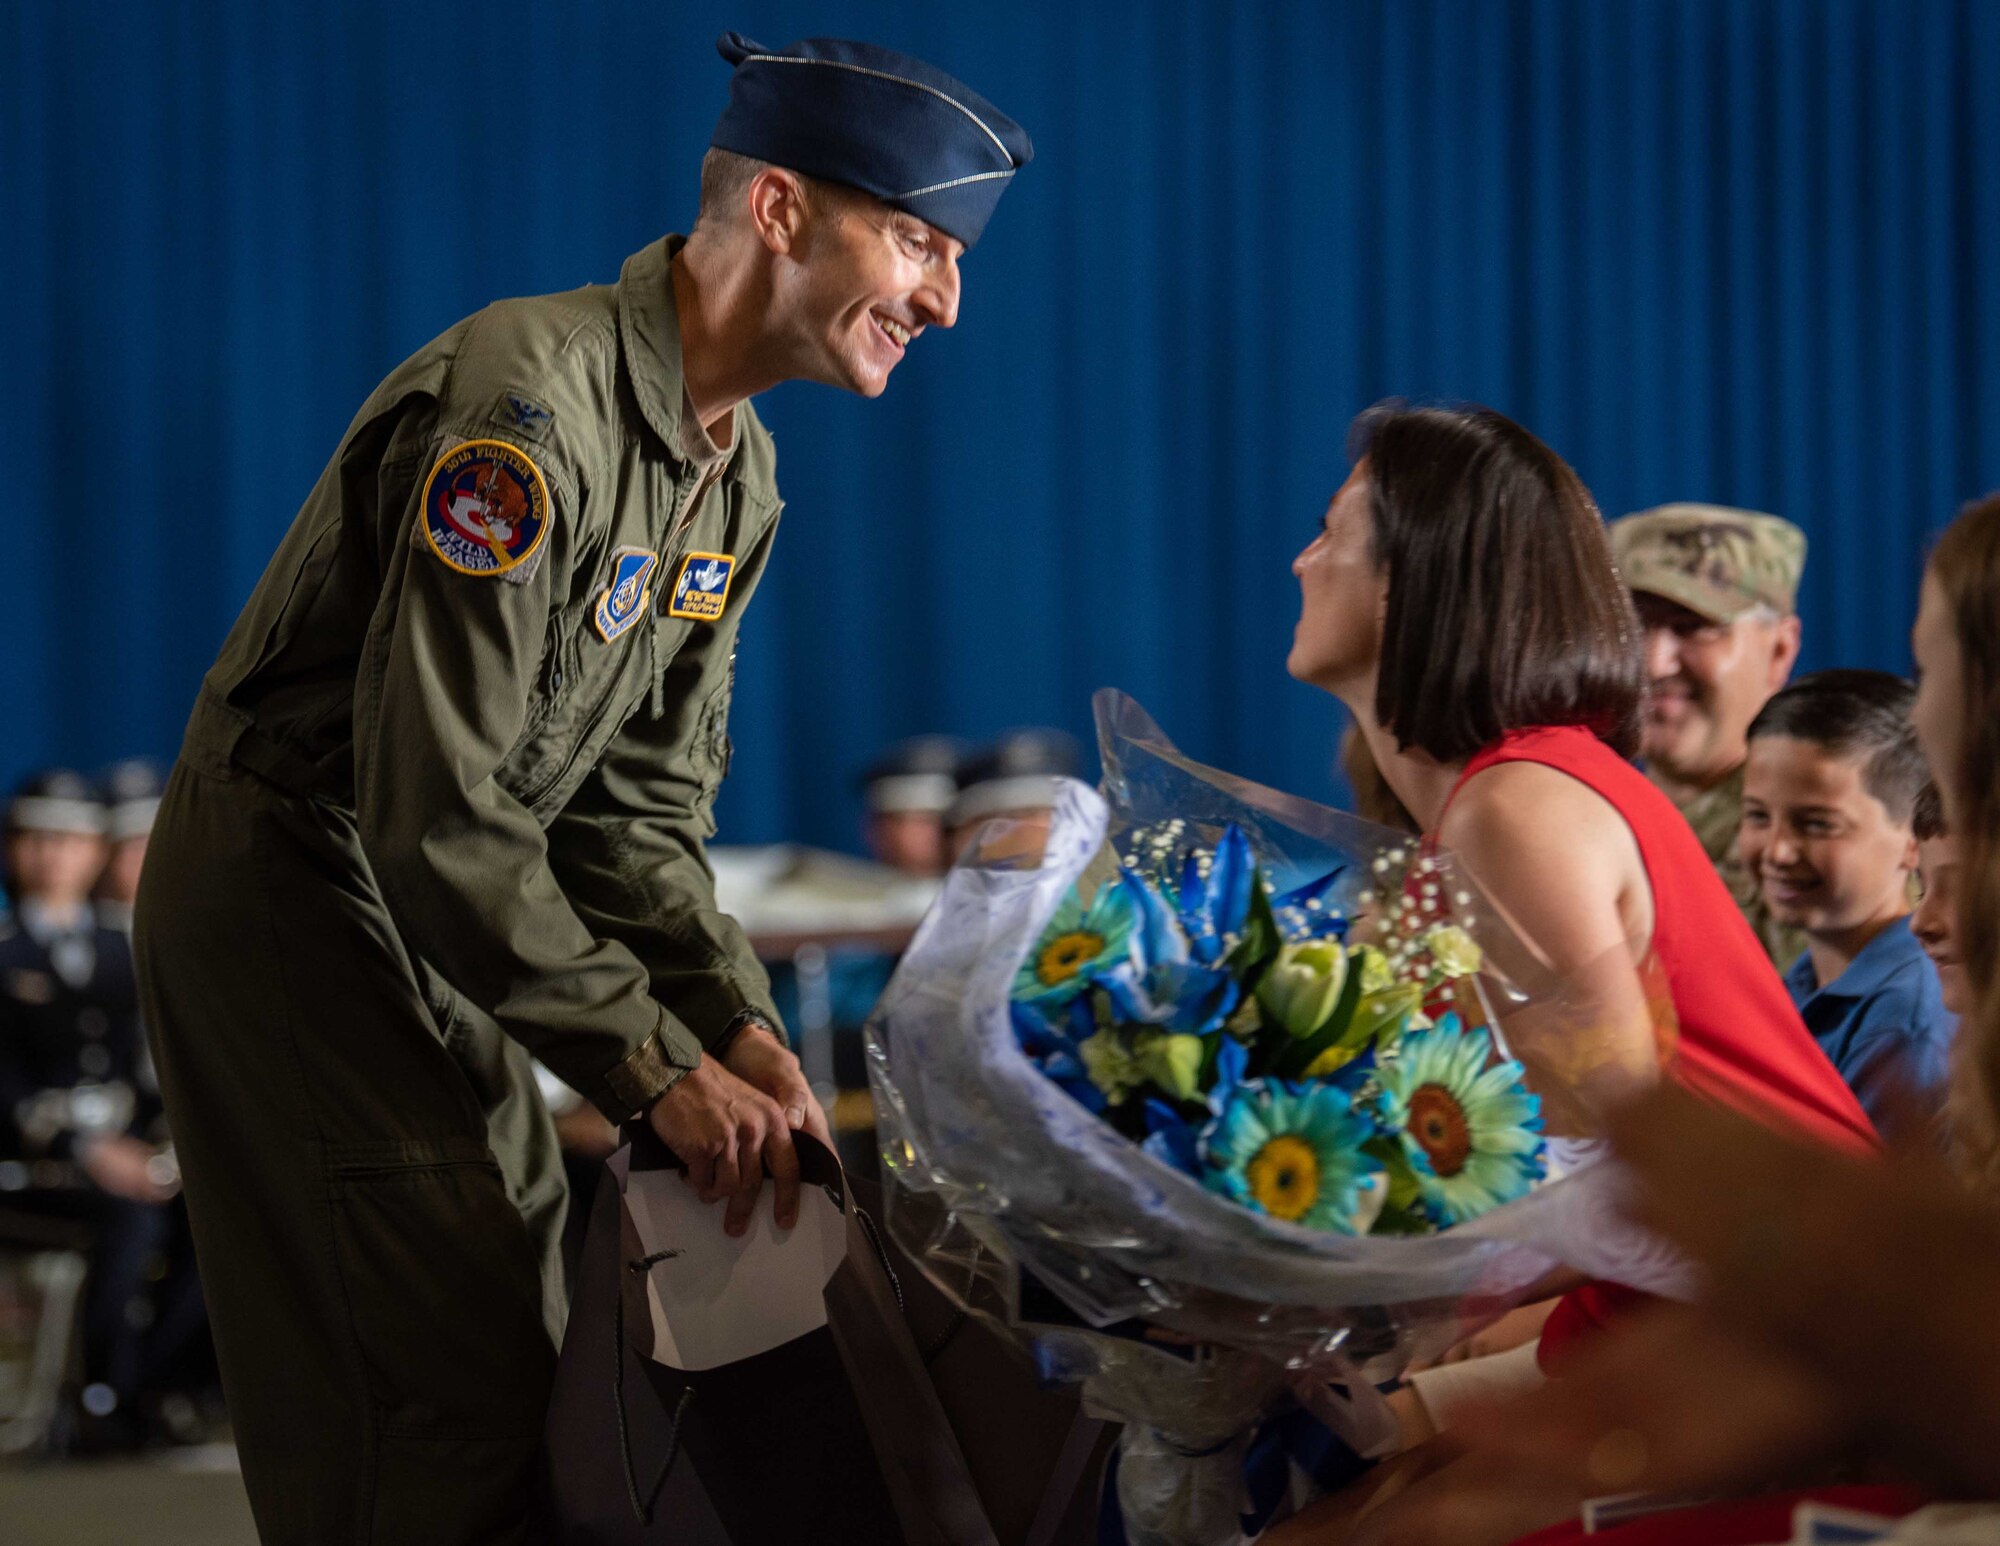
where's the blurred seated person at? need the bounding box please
[947,728,1081,865]
[1610,504,1807,965]
[859,735,968,878]
[94,757,164,932]
[1910,781,1969,1024]
[0,769,205,1447]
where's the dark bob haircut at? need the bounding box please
[1746,668,1928,825]
[1350,403,1643,763]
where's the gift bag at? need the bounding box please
[536,1129,1106,1546]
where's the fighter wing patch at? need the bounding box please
[419,439,551,580]
[593,547,658,643]
[666,551,736,621]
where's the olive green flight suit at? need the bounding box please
[134,235,785,1545]
[1673,763,1810,970]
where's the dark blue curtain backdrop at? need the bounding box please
[7,1,2000,850]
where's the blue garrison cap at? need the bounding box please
[711,32,1032,250]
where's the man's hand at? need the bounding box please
[722,1021,832,1150]
[645,1023,828,1237]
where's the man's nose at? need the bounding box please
[1767,830,1800,866]
[1643,627,1679,681]
[916,255,960,330]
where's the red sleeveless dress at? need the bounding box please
[1438,727,1876,1367]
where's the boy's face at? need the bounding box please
[1739,736,1918,937]
[1912,833,1968,1016]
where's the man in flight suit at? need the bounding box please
[134,33,1030,1544]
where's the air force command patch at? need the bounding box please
[420,440,551,578]
[667,552,736,621]
[593,547,658,643]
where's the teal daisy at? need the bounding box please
[1375,1019,1545,1226]
[1202,1081,1384,1233]
[1013,882,1140,1010]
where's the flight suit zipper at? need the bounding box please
[649,462,726,719]
[522,463,724,810]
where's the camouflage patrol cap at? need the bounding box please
[1610,504,1807,623]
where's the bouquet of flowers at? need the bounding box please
[867,693,1682,1546]
[1011,814,1546,1244]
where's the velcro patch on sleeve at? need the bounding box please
[419,439,552,582]
[493,390,556,442]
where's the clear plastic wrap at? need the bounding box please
[866,692,1686,1543]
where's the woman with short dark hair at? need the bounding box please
[1275,403,1876,1544]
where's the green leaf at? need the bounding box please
[1226,874,1283,984]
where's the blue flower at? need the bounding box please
[1103,869,1244,1035]
[1270,865,1351,943]
[1013,882,1142,1010]
[1009,1001,1108,1114]
[1374,1018,1545,1226]
[1140,1098,1202,1178]
[1202,1080,1384,1233]
[1175,824,1256,966]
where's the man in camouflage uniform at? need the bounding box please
[1610,504,1809,967]
[133,34,1029,1545]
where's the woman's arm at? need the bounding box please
[1439,762,1665,1125]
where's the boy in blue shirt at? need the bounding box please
[1739,669,1953,1129]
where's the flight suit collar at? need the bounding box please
[619,236,753,489]
[617,235,697,466]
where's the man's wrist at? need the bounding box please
[713,1008,782,1062]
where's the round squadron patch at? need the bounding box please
[420,440,551,578]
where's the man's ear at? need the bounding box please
[746,167,809,256]
[1768,613,1803,690]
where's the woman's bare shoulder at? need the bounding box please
[1436,759,1649,963]
[1439,759,1629,855]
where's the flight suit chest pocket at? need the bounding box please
[496,602,642,807]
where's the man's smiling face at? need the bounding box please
[1634,590,1798,786]
[783,192,963,398]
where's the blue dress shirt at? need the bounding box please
[1782,915,1955,1131]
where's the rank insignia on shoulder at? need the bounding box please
[420,440,551,579]
[495,391,556,441]
[667,551,735,621]
[593,547,658,643]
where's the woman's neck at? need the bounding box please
[1341,692,1462,832]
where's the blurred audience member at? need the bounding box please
[0,769,205,1448]
[1611,504,1807,964]
[1339,722,1418,833]
[947,728,1080,864]
[858,735,968,877]
[94,757,164,931]
[1741,670,1952,1130]
[1910,781,1967,1019]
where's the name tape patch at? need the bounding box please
[593,547,658,642]
[420,440,550,578]
[667,552,736,621]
